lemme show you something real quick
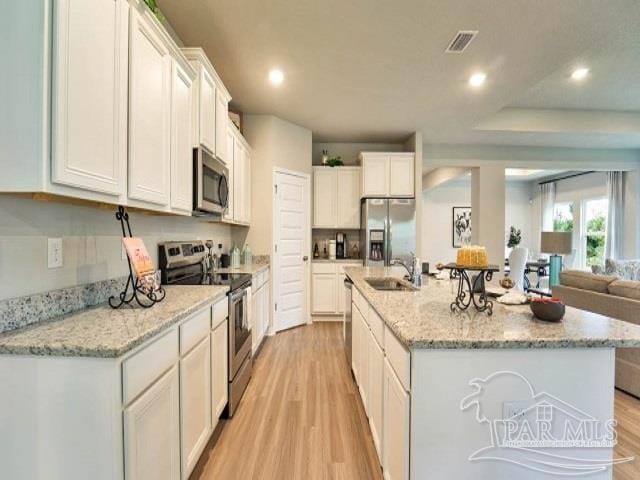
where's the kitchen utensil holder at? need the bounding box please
[444,263,499,316]
[109,206,165,309]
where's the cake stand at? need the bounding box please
[443,263,500,315]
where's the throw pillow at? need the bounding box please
[608,280,640,301]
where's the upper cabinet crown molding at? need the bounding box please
[359,152,415,199]
[181,48,231,101]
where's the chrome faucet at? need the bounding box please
[392,253,422,287]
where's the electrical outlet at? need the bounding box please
[48,238,63,269]
[503,400,530,421]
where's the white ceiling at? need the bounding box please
[159,0,640,148]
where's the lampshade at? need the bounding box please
[540,231,572,255]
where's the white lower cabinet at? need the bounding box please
[180,336,212,479]
[312,273,336,314]
[312,262,361,315]
[383,358,410,480]
[124,365,180,480]
[351,287,410,480]
[211,319,228,423]
[368,327,384,462]
[250,270,271,353]
[358,308,369,415]
[352,302,360,383]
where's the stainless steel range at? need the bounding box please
[159,240,252,417]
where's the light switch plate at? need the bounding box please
[48,238,63,269]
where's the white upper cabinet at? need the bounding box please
[215,90,231,164]
[199,69,216,153]
[128,7,171,206]
[312,167,361,229]
[170,61,194,213]
[51,0,129,196]
[360,152,415,198]
[228,127,252,225]
[182,48,231,164]
[361,156,388,197]
[388,155,415,197]
[337,168,362,228]
[223,126,235,222]
[313,168,337,228]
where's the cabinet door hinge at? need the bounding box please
[275,302,278,311]
[275,244,278,253]
[274,184,278,194]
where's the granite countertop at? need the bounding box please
[0,286,228,358]
[216,263,269,275]
[345,266,640,350]
[312,258,363,263]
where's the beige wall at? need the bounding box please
[0,197,233,300]
[240,115,312,256]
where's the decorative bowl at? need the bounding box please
[499,277,514,289]
[530,297,565,322]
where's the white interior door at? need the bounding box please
[274,170,310,332]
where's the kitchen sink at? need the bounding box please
[365,277,418,291]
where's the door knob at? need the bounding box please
[303,256,309,261]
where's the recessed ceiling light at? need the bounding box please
[571,67,589,81]
[469,72,486,88]
[268,69,284,86]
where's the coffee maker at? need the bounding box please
[336,232,347,259]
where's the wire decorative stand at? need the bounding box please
[109,206,165,309]
[443,263,499,316]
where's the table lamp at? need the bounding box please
[540,232,572,287]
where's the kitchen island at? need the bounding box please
[345,266,640,480]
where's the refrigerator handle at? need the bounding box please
[386,216,392,266]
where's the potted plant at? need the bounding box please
[507,226,522,249]
[143,0,164,20]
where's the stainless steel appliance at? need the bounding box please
[158,240,252,417]
[361,198,416,267]
[336,232,347,259]
[193,147,229,215]
[344,277,353,367]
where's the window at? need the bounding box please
[582,198,608,268]
[553,203,574,232]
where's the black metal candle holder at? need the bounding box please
[109,206,165,309]
[443,263,499,316]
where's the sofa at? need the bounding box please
[553,270,640,398]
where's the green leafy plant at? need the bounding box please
[143,0,164,21]
[326,156,344,167]
[507,226,522,248]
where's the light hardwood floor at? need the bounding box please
[197,322,382,480]
[195,322,640,479]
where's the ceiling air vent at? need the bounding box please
[445,30,478,53]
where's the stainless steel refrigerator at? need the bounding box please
[360,198,416,267]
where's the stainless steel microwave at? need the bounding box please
[193,147,229,215]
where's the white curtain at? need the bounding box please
[605,171,624,260]
[540,182,556,232]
